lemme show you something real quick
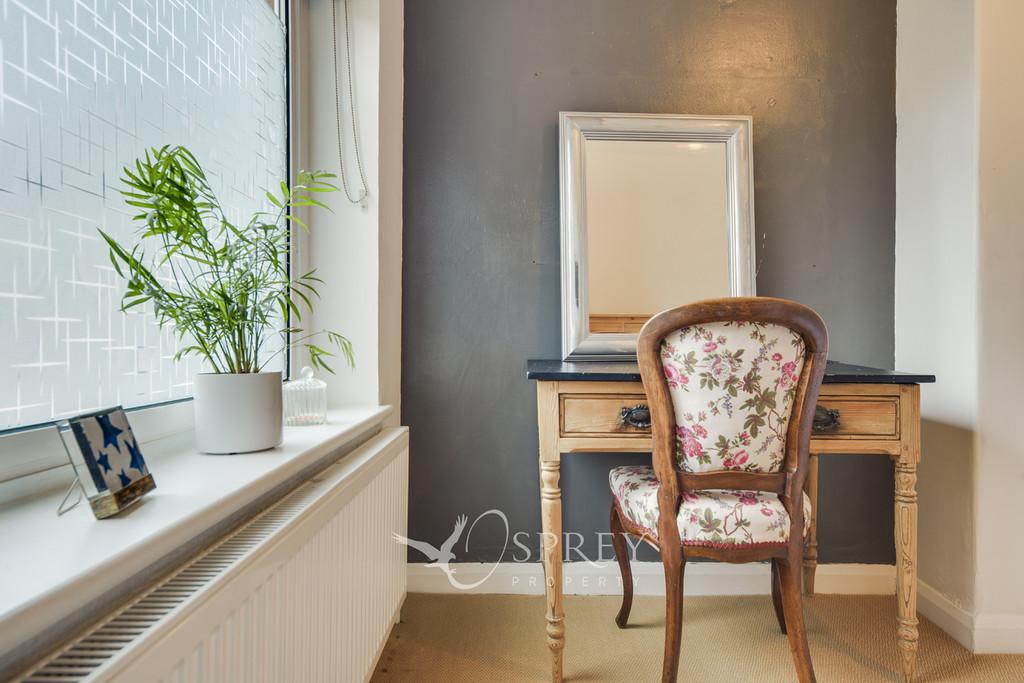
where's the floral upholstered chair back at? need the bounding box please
[659,321,806,474]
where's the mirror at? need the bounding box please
[560,113,756,360]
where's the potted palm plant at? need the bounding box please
[101,146,353,454]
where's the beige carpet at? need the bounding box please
[371,593,1024,682]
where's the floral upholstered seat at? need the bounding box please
[609,465,812,548]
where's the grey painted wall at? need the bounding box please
[403,0,896,563]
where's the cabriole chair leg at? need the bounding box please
[609,505,633,628]
[660,542,686,683]
[778,554,817,683]
[771,558,788,635]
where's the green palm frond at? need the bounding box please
[101,146,354,375]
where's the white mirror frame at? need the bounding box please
[560,112,756,361]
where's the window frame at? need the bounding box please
[286,0,312,376]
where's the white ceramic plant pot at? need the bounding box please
[193,372,283,454]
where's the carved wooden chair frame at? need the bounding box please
[610,297,828,683]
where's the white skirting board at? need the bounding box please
[917,581,975,651]
[973,613,1024,654]
[917,581,1024,654]
[407,561,896,596]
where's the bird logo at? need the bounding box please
[393,510,509,590]
[392,514,468,580]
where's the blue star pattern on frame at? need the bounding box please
[95,412,124,450]
[126,438,145,473]
[69,408,150,494]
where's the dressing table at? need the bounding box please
[528,358,935,683]
[546,112,934,681]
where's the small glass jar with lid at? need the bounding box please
[283,366,327,426]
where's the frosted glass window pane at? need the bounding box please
[0,0,287,429]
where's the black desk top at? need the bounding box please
[527,359,935,384]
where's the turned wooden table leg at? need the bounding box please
[537,383,564,682]
[803,453,819,595]
[895,459,919,682]
[895,385,921,682]
[540,459,564,682]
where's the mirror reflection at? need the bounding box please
[584,139,731,333]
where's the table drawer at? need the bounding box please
[812,397,899,439]
[559,392,900,441]
[560,394,650,436]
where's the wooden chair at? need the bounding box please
[609,297,828,682]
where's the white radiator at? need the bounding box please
[21,428,408,683]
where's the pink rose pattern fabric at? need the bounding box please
[609,465,812,547]
[660,321,806,473]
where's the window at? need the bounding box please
[0,0,288,431]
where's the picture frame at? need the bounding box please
[59,407,156,519]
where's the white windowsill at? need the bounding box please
[0,406,392,658]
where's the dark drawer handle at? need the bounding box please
[813,405,841,433]
[619,404,651,429]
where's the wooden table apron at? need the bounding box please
[528,360,930,683]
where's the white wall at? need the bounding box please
[300,0,402,412]
[895,0,977,623]
[974,0,1024,652]
[897,0,1024,653]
